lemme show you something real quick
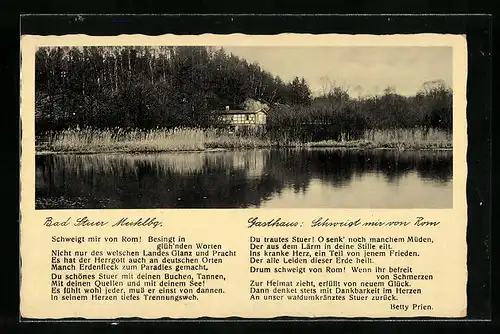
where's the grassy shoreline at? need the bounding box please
[36,128,452,154]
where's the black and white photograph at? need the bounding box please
[34,44,453,209]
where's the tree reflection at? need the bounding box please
[36,149,452,209]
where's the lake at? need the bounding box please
[35,148,453,209]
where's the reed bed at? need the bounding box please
[306,128,452,150]
[363,128,452,149]
[38,127,452,153]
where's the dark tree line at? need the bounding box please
[35,46,452,140]
[267,83,452,142]
[35,46,311,134]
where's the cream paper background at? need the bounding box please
[20,33,468,319]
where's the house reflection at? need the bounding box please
[36,149,452,209]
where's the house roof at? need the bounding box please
[216,108,268,115]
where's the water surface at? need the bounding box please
[35,148,453,209]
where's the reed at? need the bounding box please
[362,128,452,149]
[38,127,452,153]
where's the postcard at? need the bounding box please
[20,33,467,319]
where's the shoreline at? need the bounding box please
[35,145,453,155]
[36,128,452,155]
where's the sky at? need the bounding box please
[223,46,452,97]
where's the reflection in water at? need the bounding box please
[36,149,452,209]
